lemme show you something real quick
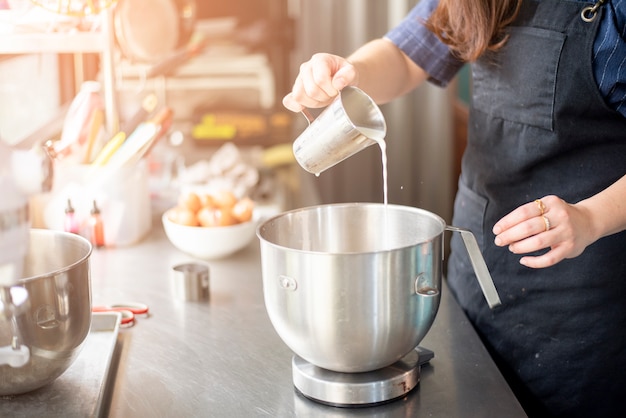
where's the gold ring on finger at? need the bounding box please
[535,199,546,216]
[542,215,551,232]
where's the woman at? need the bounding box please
[283,0,626,416]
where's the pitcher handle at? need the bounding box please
[446,226,502,309]
[301,108,315,125]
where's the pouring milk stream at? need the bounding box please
[292,86,390,241]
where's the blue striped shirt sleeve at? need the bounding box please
[385,0,626,118]
[384,0,464,87]
[593,0,626,117]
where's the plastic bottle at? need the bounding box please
[89,200,105,248]
[55,81,104,161]
[64,199,80,234]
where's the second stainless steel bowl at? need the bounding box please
[0,229,92,395]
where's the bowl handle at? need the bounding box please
[446,226,502,309]
[0,344,30,368]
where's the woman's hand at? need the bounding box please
[282,53,357,112]
[282,39,429,113]
[492,195,598,268]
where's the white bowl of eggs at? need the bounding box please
[162,190,257,259]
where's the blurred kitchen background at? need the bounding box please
[0,0,468,225]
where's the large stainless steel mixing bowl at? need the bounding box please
[0,229,92,395]
[258,203,444,373]
[258,203,499,373]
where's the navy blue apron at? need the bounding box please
[447,0,626,416]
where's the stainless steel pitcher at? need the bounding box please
[292,86,386,175]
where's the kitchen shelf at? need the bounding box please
[0,9,119,135]
[117,53,276,109]
[0,31,105,54]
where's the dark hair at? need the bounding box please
[424,0,523,61]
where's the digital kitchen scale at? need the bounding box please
[292,347,433,407]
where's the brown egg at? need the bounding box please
[170,207,198,226]
[198,193,216,209]
[167,208,179,223]
[231,197,254,223]
[212,190,237,209]
[178,192,202,213]
[215,207,238,226]
[197,207,219,227]
[198,207,238,227]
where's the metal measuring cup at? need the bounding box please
[292,86,387,175]
[171,263,210,302]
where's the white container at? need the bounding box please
[39,161,151,247]
[162,209,256,259]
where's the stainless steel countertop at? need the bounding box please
[90,220,527,417]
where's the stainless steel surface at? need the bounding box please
[257,203,443,373]
[0,229,92,396]
[293,86,386,175]
[75,216,527,417]
[0,312,121,418]
[292,350,420,406]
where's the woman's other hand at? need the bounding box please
[492,195,597,268]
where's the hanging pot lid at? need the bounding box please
[174,0,197,48]
[114,0,180,63]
